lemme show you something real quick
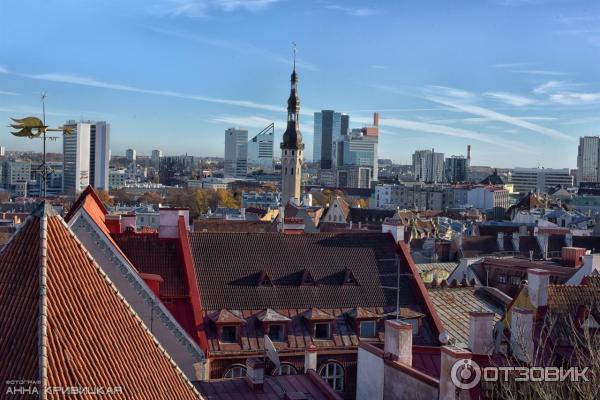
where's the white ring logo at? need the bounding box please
[450,359,481,390]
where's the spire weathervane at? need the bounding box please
[292,41,297,70]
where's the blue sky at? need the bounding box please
[1,0,599,168]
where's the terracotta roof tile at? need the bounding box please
[0,203,201,399]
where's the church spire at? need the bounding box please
[281,42,303,151]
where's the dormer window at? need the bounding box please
[314,322,331,340]
[359,321,377,338]
[221,325,238,343]
[268,324,285,341]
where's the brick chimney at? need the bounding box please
[439,346,473,400]
[468,311,494,355]
[510,307,534,362]
[384,320,412,365]
[373,112,379,127]
[561,247,586,267]
[245,358,265,391]
[105,214,122,234]
[527,268,550,308]
[304,344,317,372]
[139,273,163,297]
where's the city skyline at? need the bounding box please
[1,0,600,168]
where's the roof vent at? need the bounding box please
[300,270,316,286]
[343,268,358,285]
[257,271,274,287]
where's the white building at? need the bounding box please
[511,167,573,193]
[577,136,600,184]
[466,186,509,218]
[63,121,110,194]
[109,169,126,189]
[224,128,248,178]
[413,150,444,183]
[247,128,273,169]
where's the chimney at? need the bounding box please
[283,217,305,234]
[105,214,122,234]
[565,233,573,247]
[304,344,317,372]
[439,346,474,400]
[527,269,550,308]
[139,273,163,297]
[468,311,494,355]
[510,307,534,363]
[384,320,412,365]
[121,214,136,232]
[159,208,190,238]
[373,112,379,127]
[382,220,404,244]
[497,232,504,252]
[467,145,471,161]
[245,358,264,391]
[561,247,586,267]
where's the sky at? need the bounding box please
[1,0,599,168]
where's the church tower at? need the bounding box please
[280,47,304,205]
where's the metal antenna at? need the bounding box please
[41,92,48,199]
[292,41,297,70]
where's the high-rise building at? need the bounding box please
[224,128,248,178]
[151,149,162,168]
[280,61,304,205]
[247,125,273,170]
[334,125,378,188]
[512,167,573,193]
[63,121,110,194]
[444,156,469,183]
[413,149,444,183]
[313,110,348,170]
[577,136,600,184]
[126,149,136,162]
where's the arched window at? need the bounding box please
[272,363,298,376]
[319,362,344,391]
[223,365,247,379]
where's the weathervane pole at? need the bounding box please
[292,41,296,70]
[41,92,47,199]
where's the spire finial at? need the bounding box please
[292,41,297,70]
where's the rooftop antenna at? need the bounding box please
[292,41,297,70]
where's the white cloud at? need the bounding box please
[532,80,568,94]
[211,115,313,134]
[0,65,8,74]
[0,90,20,96]
[511,69,567,76]
[549,92,600,105]
[150,0,281,18]
[325,4,378,17]
[492,62,533,68]
[425,85,475,100]
[485,92,537,106]
[426,94,574,141]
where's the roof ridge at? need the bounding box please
[38,207,49,396]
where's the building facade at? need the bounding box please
[511,167,573,193]
[125,148,136,162]
[444,156,468,183]
[577,136,600,184]
[313,110,348,170]
[247,128,273,169]
[224,128,248,178]
[413,150,444,183]
[334,128,378,187]
[151,149,162,168]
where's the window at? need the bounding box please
[497,274,507,284]
[403,318,420,335]
[268,324,285,342]
[223,365,247,379]
[314,322,331,340]
[359,321,376,338]
[319,362,344,391]
[272,363,297,376]
[510,276,521,286]
[221,325,238,343]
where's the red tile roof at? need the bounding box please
[0,202,201,399]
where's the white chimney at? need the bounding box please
[468,311,494,355]
[510,307,534,363]
[439,346,474,400]
[382,221,404,244]
[245,358,264,391]
[159,208,189,238]
[527,268,550,308]
[512,232,520,252]
[497,232,504,252]
[384,320,412,365]
[304,344,317,372]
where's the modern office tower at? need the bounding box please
[224,128,248,178]
[413,149,444,183]
[444,155,469,183]
[334,127,378,188]
[63,121,110,194]
[126,148,136,162]
[313,110,349,170]
[151,149,162,168]
[577,136,600,184]
[247,124,274,170]
[512,167,573,193]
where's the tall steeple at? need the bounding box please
[280,43,304,205]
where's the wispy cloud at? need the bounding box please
[485,92,537,106]
[0,65,8,74]
[549,92,600,105]
[424,85,475,101]
[0,90,20,96]
[325,4,378,17]
[492,62,533,68]
[532,80,572,94]
[149,0,281,18]
[511,69,567,76]
[211,114,313,134]
[424,86,573,141]
[147,26,317,71]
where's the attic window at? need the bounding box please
[258,271,274,287]
[301,270,316,286]
[343,269,358,285]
